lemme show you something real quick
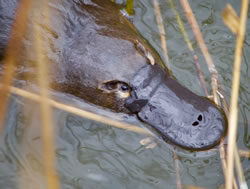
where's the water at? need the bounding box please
[0,0,249,188]
[132,0,250,186]
[2,94,225,189]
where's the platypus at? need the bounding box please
[0,0,226,150]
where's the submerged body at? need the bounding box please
[0,0,226,150]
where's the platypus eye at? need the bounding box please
[99,80,131,98]
[120,84,129,92]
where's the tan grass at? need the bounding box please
[225,1,249,188]
[234,151,248,189]
[239,150,250,158]
[177,0,233,187]
[219,144,238,189]
[2,0,249,188]
[179,0,219,104]
[168,0,208,96]
[152,0,170,68]
[168,0,193,51]
[177,1,249,188]
[173,151,182,189]
[0,0,32,130]
[9,86,151,135]
[152,2,184,188]
[222,5,240,35]
[33,1,60,189]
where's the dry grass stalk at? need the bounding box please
[193,55,209,96]
[234,150,248,189]
[219,144,239,189]
[178,1,247,188]
[9,86,151,135]
[177,0,233,186]
[153,2,183,187]
[218,87,230,116]
[222,4,240,35]
[239,150,250,158]
[0,0,32,130]
[167,1,240,188]
[168,0,208,96]
[173,152,182,189]
[33,2,60,189]
[179,0,216,72]
[152,0,170,68]
[219,144,228,183]
[218,81,240,189]
[139,137,157,149]
[179,0,219,103]
[225,0,249,188]
[168,0,193,51]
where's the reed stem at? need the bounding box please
[33,2,60,189]
[9,86,151,135]
[153,0,170,68]
[0,0,32,131]
[126,0,134,15]
[226,0,248,188]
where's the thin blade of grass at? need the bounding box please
[0,0,32,131]
[9,86,151,135]
[178,1,247,188]
[168,0,209,95]
[179,0,215,71]
[179,0,219,104]
[217,87,229,116]
[177,1,233,187]
[153,2,183,187]
[33,2,60,189]
[234,151,248,189]
[239,150,250,158]
[153,0,170,68]
[225,0,249,188]
[173,152,182,189]
[220,144,238,189]
[168,0,193,51]
[126,0,134,15]
[222,4,240,35]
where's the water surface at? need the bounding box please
[0,0,249,188]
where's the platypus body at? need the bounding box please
[0,0,226,150]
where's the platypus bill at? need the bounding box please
[0,0,227,150]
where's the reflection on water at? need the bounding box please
[0,0,249,188]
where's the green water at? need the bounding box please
[0,0,249,188]
[132,0,250,187]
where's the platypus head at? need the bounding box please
[62,34,226,151]
[124,62,226,150]
[59,0,227,150]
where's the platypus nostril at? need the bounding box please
[192,121,199,126]
[192,114,203,126]
[198,114,203,121]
